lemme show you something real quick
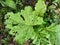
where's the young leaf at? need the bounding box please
[5,0,16,9]
[35,0,46,16]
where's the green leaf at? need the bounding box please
[5,12,36,44]
[5,6,45,26]
[14,25,35,44]
[35,0,46,16]
[21,6,45,25]
[54,25,60,45]
[46,24,60,45]
[5,0,16,9]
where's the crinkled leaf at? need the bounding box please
[5,12,36,44]
[14,25,35,44]
[21,6,45,25]
[35,0,46,16]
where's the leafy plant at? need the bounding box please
[5,0,47,45]
[1,0,60,45]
